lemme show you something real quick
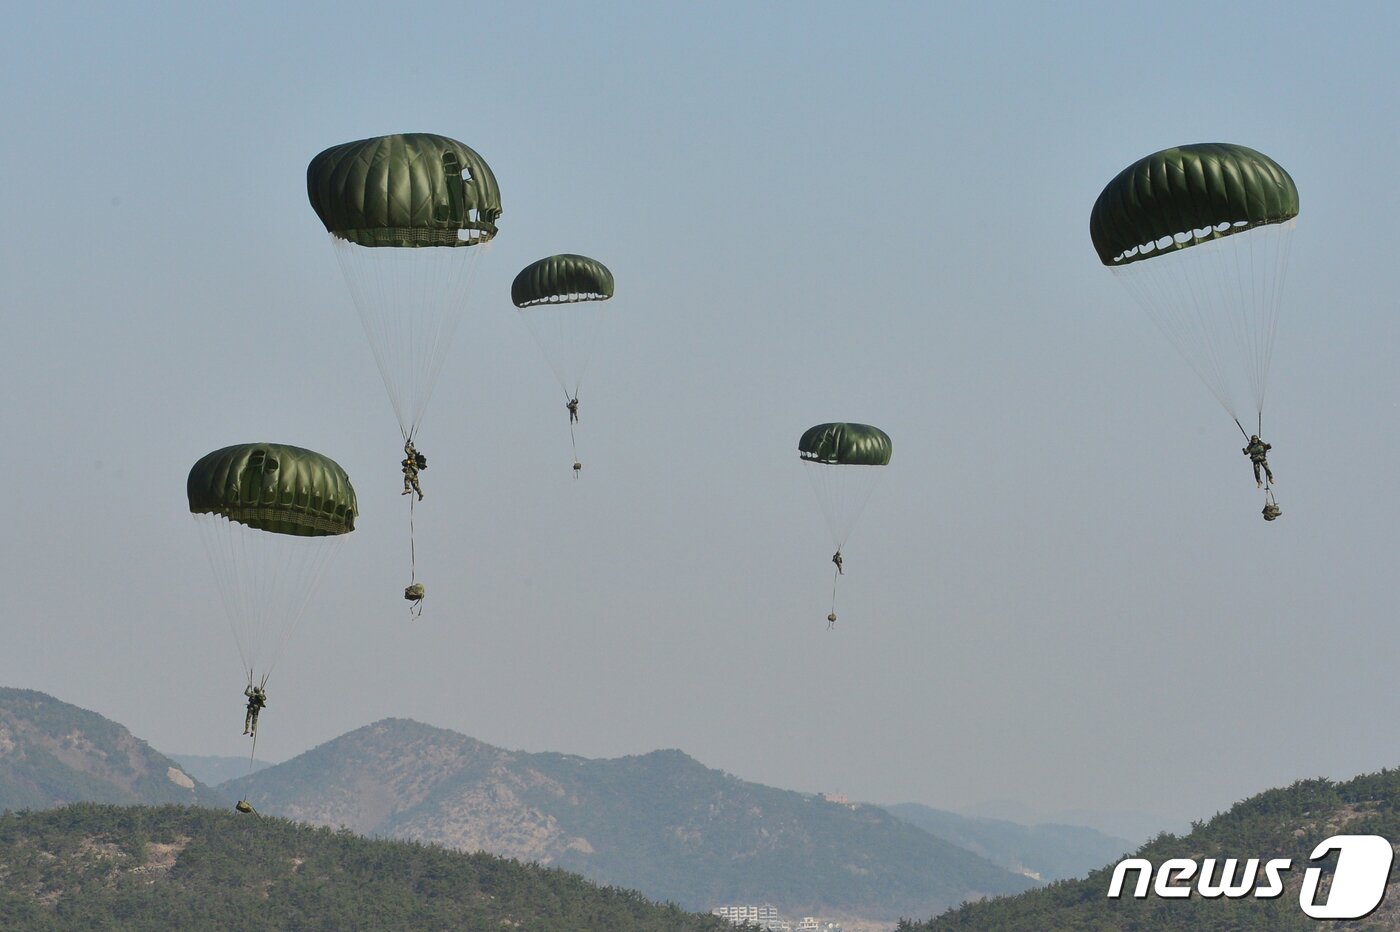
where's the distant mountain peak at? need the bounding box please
[0,686,227,811]
[222,717,1034,926]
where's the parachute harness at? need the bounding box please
[194,512,345,702]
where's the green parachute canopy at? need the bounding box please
[1090,143,1298,266]
[187,443,357,537]
[799,423,892,466]
[512,255,615,307]
[307,133,501,247]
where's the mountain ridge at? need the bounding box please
[0,687,226,811]
[222,716,1037,924]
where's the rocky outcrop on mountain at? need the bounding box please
[0,687,226,811]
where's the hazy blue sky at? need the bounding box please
[3,2,1398,842]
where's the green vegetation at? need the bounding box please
[0,803,731,931]
[902,770,1400,930]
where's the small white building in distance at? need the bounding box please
[712,904,783,928]
[713,906,842,932]
[795,919,842,932]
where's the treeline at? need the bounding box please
[0,803,730,931]
[899,770,1400,931]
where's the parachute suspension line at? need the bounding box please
[333,236,485,439]
[1261,221,1295,413]
[1114,250,1238,419]
[196,513,346,689]
[407,243,483,440]
[1233,418,1250,441]
[803,463,882,553]
[258,534,345,687]
[1112,221,1294,425]
[196,516,254,679]
[1237,220,1294,417]
[1199,223,1276,415]
[520,300,601,403]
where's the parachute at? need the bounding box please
[1092,143,1295,514]
[188,443,357,691]
[1091,143,1297,433]
[308,132,500,598]
[512,254,614,472]
[308,132,500,438]
[799,423,891,626]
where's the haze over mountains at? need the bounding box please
[167,753,271,788]
[1,686,1137,929]
[880,803,1129,883]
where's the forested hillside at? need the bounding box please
[0,803,729,931]
[902,771,1400,931]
